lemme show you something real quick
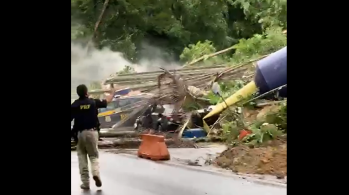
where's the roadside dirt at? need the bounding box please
[215,137,286,179]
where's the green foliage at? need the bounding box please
[231,26,287,64]
[229,0,287,29]
[71,24,85,40]
[205,80,245,104]
[242,123,282,145]
[71,0,231,60]
[71,0,284,61]
[202,25,287,147]
[117,65,136,75]
[265,101,287,131]
[180,41,216,63]
[179,40,229,65]
[222,121,240,143]
[219,100,286,147]
[182,101,201,112]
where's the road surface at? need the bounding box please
[71,151,286,195]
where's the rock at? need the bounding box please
[233,158,239,164]
[187,86,207,97]
[187,159,201,166]
[256,169,264,174]
[258,175,265,179]
[261,158,269,163]
[275,172,285,179]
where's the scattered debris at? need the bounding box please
[71,131,198,150]
[187,159,202,166]
[186,154,215,166]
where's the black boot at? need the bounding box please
[93,176,102,187]
[80,183,90,190]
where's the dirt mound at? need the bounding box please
[215,138,286,179]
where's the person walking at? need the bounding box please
[71,84,114,190]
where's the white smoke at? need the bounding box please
[71,42,181,91]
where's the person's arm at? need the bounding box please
[93,89,116,109]
[105,89,116,103]
[94,99,108,109]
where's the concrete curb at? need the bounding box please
[116,153,286,188]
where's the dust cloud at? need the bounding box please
[71,43,181,91]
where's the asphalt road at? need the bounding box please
[71,151,286,195]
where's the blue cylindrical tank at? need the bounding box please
[254,47,287,97]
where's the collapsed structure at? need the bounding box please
[87,46,286,136]
[95,62,255,112]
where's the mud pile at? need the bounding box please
[215,137,286,178]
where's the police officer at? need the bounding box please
[71,84,114,190]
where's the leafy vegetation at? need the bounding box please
[219,101,286,147]
[203,76,286,147]
[205,80,246,104]
[230,26,286,63]
[71,0,287,63]
[179,40,226,65]
[118,65,136,75]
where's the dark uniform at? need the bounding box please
[71,97,107,189]
[142,105,154,129]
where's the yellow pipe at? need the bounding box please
[203,81,258,132]
[98,110,115,117]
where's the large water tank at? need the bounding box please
[254,47,287,97]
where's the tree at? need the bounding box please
[71,0,287,62]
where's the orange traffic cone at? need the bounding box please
[138,134,170,160]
